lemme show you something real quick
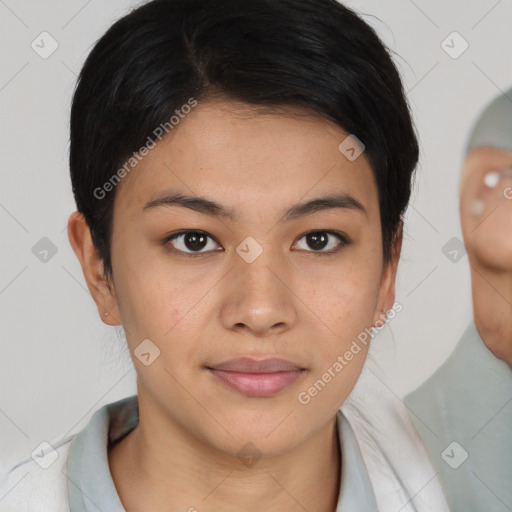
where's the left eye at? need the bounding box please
[293,231,348,253]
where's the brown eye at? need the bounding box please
[293,231,349,254]
[165,231,221,256]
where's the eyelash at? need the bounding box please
[162,230,351,258]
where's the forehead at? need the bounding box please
[114,99,379,221]
[461,146,512,187]
[465,146,512,166]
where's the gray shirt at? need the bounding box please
[405,321,512,512]
[64,394,378,511]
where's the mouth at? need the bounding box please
[205,357,308,397]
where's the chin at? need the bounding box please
[467,238,512,272]
[475,250,512,272]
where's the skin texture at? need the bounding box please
[460,146,512,364]
[68,99,402,512]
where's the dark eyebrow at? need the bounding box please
[143,191,367,221]
[143,192,240,221]
[281,194,367,221]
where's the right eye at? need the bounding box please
[163,230,223,257]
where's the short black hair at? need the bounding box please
[69,0,419,282]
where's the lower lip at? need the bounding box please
[207,369,305,397]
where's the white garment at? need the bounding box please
[0,435,73,512]
[341,350,450,512]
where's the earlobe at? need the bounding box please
[67,211,121,326]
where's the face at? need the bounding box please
[460,146,512,271]
[72,99,399,459]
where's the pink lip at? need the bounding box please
[206,357,307,397]
[208,369,305,397]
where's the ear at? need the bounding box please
[67,211,122,326]
[373,222,403,325]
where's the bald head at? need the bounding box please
[465,89,512,155]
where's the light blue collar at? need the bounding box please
[66,395,377,511]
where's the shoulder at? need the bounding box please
[404,323,476,410]
[0,435,74,512]
[405,319,510,414]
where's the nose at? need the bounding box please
[218,248,299,338]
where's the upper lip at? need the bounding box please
[207,357,306,373]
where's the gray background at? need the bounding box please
[1,0,510,469]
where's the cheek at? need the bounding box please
[310,277,377,375]
[111,248,194,342]
[293,256,381,401]
[300,253,381,327]
[112,251,230,381]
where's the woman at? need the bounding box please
[0,0,449,510]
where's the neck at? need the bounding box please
[108,389,342,512]
[470,259,512,364]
